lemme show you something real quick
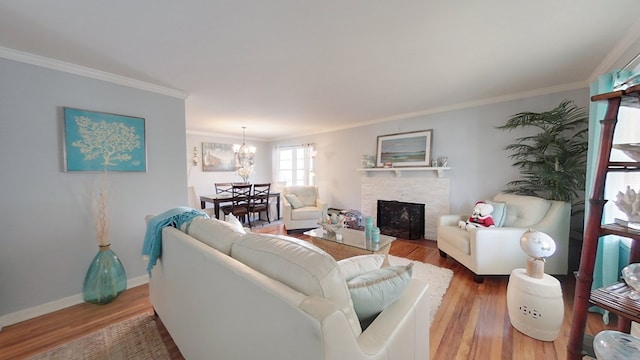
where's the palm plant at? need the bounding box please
[496,99,588,206]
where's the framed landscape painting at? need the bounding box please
[63,108,147,172]
[202,142,235,172]
[376,129,433,167]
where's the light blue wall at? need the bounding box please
[0,58,187,318]
[272,88,590,218]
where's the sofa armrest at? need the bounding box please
[439,214,466,227]
[358,280,429,358]
[299,279,429,360]
[528,201,571,244]
[283,197,293,218]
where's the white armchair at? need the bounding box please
[282,185,328,233]
[437,193,570,282]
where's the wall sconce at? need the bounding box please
[192,146,199,167]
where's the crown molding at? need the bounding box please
[0,46,189,99]
[588,18,640,82]
[271,80,588,142]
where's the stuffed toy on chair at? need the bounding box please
[458,201,495,231]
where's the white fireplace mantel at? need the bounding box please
[360,176,450,240]
[356,167,451,178]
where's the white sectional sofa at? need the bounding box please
[148,216,431,360]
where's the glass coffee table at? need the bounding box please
[303,227,395,261]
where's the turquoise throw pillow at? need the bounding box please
[284,194,305,209]
[347,263,413,324]
[485,200,506,227]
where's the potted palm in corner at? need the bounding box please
[497,99,588,203]
[497,99,588,244]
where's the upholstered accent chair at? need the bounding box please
[282,185,327,233]
[437,193,571,282]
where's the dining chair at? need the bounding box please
[214,182,233,194]
[221,183,253,227]
[250,183,271,223]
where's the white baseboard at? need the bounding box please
[0,275,149,331]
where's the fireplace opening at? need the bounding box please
[377,200,425,240]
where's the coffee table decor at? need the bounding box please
[318,213,347,237]
[304,227,395,261]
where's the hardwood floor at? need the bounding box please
[0,223,614,359]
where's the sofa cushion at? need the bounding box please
[225,213,245,232]
[337,254,386,280]
[494,193,551,227]
[291,207,323,221]
[287,186,317,206]
[187,217,245,255]
[231,232,362,336]
[347,263,413,324]
[284,194,305,209]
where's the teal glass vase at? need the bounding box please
[82,244,127,304]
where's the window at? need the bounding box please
[604,106,640,225]
[603,106,640,253]
[273,144,315,186]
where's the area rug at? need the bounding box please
[29,313,170,360]
[387,255,454,324]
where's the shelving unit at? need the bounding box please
[567,84,640,359]
[355,166,451,178]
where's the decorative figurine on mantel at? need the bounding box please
[614,185,640,229]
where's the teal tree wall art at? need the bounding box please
[63,108,147,172]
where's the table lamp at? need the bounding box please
[506,229,564,341]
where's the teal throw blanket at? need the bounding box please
[142,207,209,275]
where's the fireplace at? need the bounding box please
[377,200,425,240]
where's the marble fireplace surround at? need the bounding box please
[360,174,450,240]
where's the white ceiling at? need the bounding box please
[1,1,640,140]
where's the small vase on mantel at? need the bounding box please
[82,243,127,304]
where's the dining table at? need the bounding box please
[200,191,281,220]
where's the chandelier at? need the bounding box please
[232,126,256,182]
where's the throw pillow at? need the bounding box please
[337,254,386,280]
[284,194,305,209]
[225,214,246,233]
[484,200,506,227]
[347,263,413,325]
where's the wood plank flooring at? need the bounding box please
[0,223,614,359]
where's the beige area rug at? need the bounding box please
[387,255,454,324]
[29,314,170,360]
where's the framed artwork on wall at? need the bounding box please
[376,129,433,167]
[63,107,147,172]
[202,142,235,172]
